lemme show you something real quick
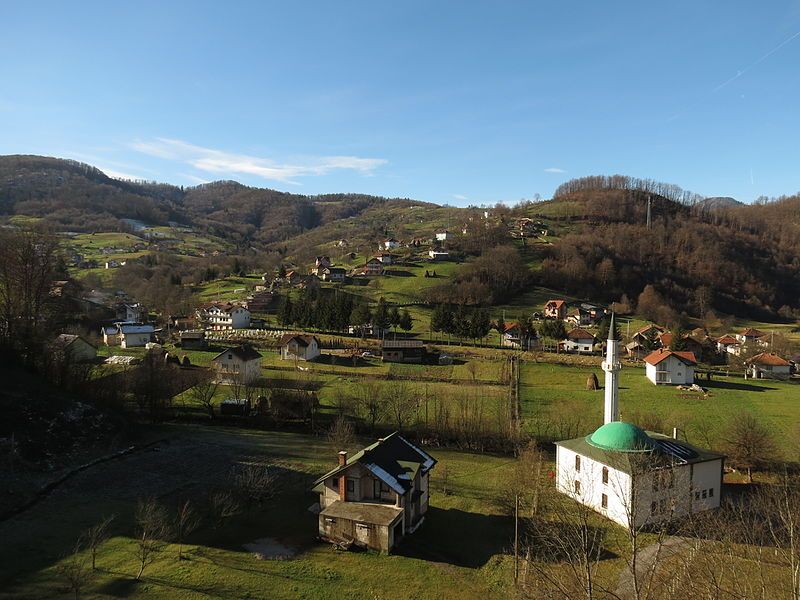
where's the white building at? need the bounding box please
[746,352,791,380]
[428,250,449,261]
[211,345,262,383]
[643,349,697,385]
[52,334,97,363]
[715,334,740,356]
[383,238,400,250]
[199,303,251,330]
[563,328,597,354]
[435,231,451,241]
[279,334,321,361]
[555,314,725,530]
[118,324,155,348]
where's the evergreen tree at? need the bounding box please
[279,296,293,326]
[278,264,287,279]
[670,325,688,351]
[389,306,401,332]
[374,297,390,334]
[399,310,413,332]
[540,318,566,340]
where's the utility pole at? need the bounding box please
[646,195,652,229]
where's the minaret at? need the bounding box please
[602,312,621,424]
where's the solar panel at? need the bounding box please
[654,439,698,461]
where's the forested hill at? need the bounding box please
[528,177,800,321]
[0,155,422,246]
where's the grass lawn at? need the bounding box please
[520,361,800,452]
[0,425,518,600]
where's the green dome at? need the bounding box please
[587,421,654,452]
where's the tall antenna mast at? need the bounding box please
[646,195,652,229]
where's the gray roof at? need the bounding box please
[556,431,725,475]
[119,324,155,335]
[212,345,262,362]
[320,500,403,526]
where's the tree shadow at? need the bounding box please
[384,270,415,277]
[95,576,139,598]
[702,379,777,392]
[395,506,512,568]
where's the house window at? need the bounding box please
[325,517,335,524]
[381,482,390,493]
[228,354,232,360]
[601,494,608,509]
[332,477,338,487]
[574,480,581,493]
[702,490,707,499]
[709,488,714,498]
[602,467,608,485]
[356,523,370,530]
[575,456,581,472]
[347,479,355,493]
[695,491,700,501]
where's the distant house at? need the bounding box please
[198,303,251,330]
[285,270,300,284]
[565,307,593,327]
[427,250,449,261]
[180,330,207,350]
[118,323,155,348]
[716,334,740,356]
[52,334,97,363]
[737,328,766,345]
[169,315,197,331]
[563,328,597,354]
[502,322,522,348]
[211,345,262,383]
[244,291,273,312]
[102,325,122,346]
[382,339,426,363]
[320,267,347,283]
[312,432,436,553]
[644,349,697,385]
[631,324,666,347]
[104,260,120,269]
[625,340,648,360]
[383,238,400,250]
[435,231,451,242]
[336,239,349,248]
[280,334,321,361]
[117,303,147,323]
[315,256,332,269]
[374,253,395,265]
[364,258,385,276]
[746,352,791,380]
[544,299,567,320]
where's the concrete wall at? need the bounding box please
[646,356,695,385]
[121,332,151,348]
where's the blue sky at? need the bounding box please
[2,1,800,205]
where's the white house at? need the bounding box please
[118,303,147,323]
[199,303,251,330]
[320,267,346,282]
[643,349,697,385]
[555,315,724,530]
[435,231,451,242]
[736,327,766,345]
[563,328,597,354]
[374,253,394,265]
[118,324,155,348]
[211,345,262,384]
[428,250,449,261]
[52,334,97,363]
[745,352,791,380]
[715,334,740,356]
[383,238,400,250]
[279,334,321,361]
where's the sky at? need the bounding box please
[2,1,800,206]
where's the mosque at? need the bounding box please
[555,314,725,529]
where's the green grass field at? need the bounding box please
[0,426,518,600]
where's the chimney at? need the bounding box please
[338,451,347,466]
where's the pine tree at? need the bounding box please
[399,310,413,332]
[279,296,293,326]
[374,297,390,334]
[278,264,287,279]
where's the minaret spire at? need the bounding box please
[602,312,621,423]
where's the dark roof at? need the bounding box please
[741,327,766,337]
[566,327,596,340]
[279,333,319,347]
[320,500,403,526]
[382,339,424,349]
[53,334,96,350]
[313,432,436,495]
[212,345,262,362]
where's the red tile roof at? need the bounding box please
[566,327,596,340]
[747,352,790,367]
[644,348,697,366]
[716,335,739,345]
[741,327,766,338]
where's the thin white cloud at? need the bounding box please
[544,167,566,174]
[99,167,148,181]
[452,194,468,200]
[177,173,211,185]
[130,137,387,185]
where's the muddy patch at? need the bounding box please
[243,537,297,560]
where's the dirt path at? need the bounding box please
[614,536,689,599]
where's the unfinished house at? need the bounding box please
[312,432,436,553]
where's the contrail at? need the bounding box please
[712,28,800,93]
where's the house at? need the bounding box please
[556,316,724,530]
[382,339,425,363]
[320,267,347,283]
[716,334,740,356]
[737,327,766,345]
[279,334,321,361]
[383,238,400,250]
[117,303,147,323]
[374,253,395,265]
[566,307,593,327]
[104,260,120,269]
[244,291,273,312]
[169,315,197,331]
[364,258,385,276]
[198,303,251,330]
[544,299,567,320]
[643,349,697,385]
[625,340,648,360]
[285,270,300,284]
[501,322,536,350]
[51,334,97,363]
[180,330,208,350]
[631,324,666,347]
[427,250,449,261]
[211,345,262,384]
[435,230,451,242]
[118,323,155,348]
[745,352,791,380]
[315,256,332,269]
[312,432,436,553]
[563,328,597,354]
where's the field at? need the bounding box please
[0,426,517,600]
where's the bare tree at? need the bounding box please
[187,371,219,419]
[84,514,115,571]
[207,490,241,529]
[384,380,418,430]
[134,497,171,580]
[58,539,91,600]
[327,416,356,452]
[356,379,384,432]
[231,462,282,507]
[175,499,200,561]
[723,411,779,482]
